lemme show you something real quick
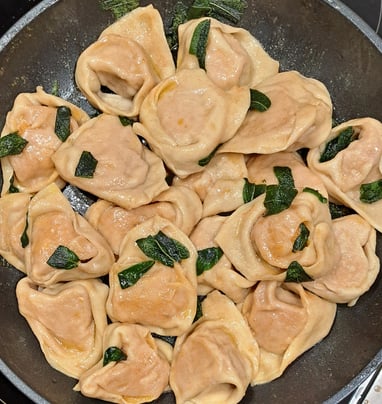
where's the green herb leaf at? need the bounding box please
[292,223,310,252]
[329,202,355,219]
[319,126,356,162]
[54,106,72,142]
[302,187,328,203]
[47,245,80,269]
[136,231,190,267]
[243,178,266,203]
[249,89,271,112]
[103,346,127,366]
[99,0,139,19]
[196,247,223,275]
[51,80,59,96]
[360,179,382,204]
[8,174,19,193]
[198,144,220,167]
[118,260,155,289]
[285,261,313,283]
[20,214,29,248]
[193,295,207,322]
[263,167,297,216]
[188,0,247,24]
[0,132,28,158]
[166,1,188,51]
[119,116,135,126]
[189,19,211,69]
[75,151,98,178]
[151,333,177,347]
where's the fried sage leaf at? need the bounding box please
[249,89,271,112]
[0,132,28,158]
[243,178,266,203]
[292,223,310,252]
[118,260,155,289]
[196,246,223,275]
[285,261,313,283]
[75,151,98,178]
[54,106,72,142]
[189,18,211,69]
[103,346,127,366]
[319,126,356,162]
[47,245,80,270]
[302,187,328,203]
[360,179,382,204]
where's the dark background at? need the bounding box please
[0,0,381,403]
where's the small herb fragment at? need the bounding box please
[189,19,211,69]
[8,174,19,193]
[54,106,72,142]
[118,116,134,126]
[249,89,271,112]
[193,295,207,322]
[319,126,356,162]
[136,231,190,267]
[263,166,297,216]
[51,80,59,96]
[359,179,382,204]
[75,151,98,178]
[292,223,310,252]
[99,0,139,19]
[118,260,155,289]
[103,346,127,366]
[166,1,188,51]
[198,144,220,167]
[329,202,354,219]
[188,0,247,24]
[0,132,28,158]
[20,214,29,248]
[302,187,328,203]
[196,246,223,275]
[242,178,266,203]
[47,245,80,269]
[285,261,313,283]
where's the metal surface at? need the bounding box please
[0,0,381,403]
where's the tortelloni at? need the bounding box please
[75,5,175,117]
[107,216,198,336]
[303,214,380,306]
[86,185,202,255]
[0,192,31,272]
[242,281,336,384]
[215,190,339,283]
[16,277,109,379]
[52,114,168,210]
[133,68,250,178]
[177,17,279,90]
[174,152,248,217]
[170,290,259,404]
[218,71,332,154]
[307,117,382,232]
[25,183,114,286]
[190,216,254,304]
[0,86,89,195]
[74,323,171,404]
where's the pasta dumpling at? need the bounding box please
[0,192,31,272]
[134,68,250,178]
[177,17,279,90]
[86,185,202,255]
[52,114,168,210]
[16,277,109,379]
[242,281,336,384]
[0,86,89,195]
[307,117,382,232]
[107,216,197,336]
[24,183,114,286]
[303,214,380,306]
[74,322,171,404]
[218,71,332,154]
[170,290,259,404]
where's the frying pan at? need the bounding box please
[0,0,381,403]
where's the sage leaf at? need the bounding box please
[285,261,313,283]
[264,185,298,216]
[189,19,211,69]
[319,126,356,162]
[103,346,127,366]
[136,231,190,267]
[196,246,223,275]
[360,179,382,204]
[119,116,134,126]
[0,132,28,158]
[187,0,247,24]
[329,202,354,219]
[292,223,310,252]
[99,0,139,19]
[75,151,98,178]
[274,166,295,188]
[118,260,155,289]
[54,106,72,142]
[249,89,271,112]
[198,144,220,167]
[243,178,266,203]
[47,245,80,269]
[302,187,328,203]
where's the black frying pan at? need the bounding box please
[0,1,381,403]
